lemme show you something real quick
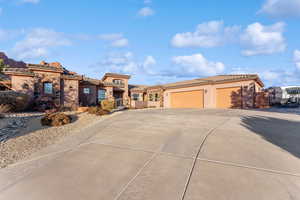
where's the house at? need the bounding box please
[1,53,266,110]
[130,74,265,109]
[0,55,131,110]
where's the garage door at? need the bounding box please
[171,90,204,108]
[216,87,242,109]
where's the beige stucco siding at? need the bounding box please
[11,75,35,98]
[164,80,257,109]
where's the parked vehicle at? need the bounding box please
[268,86,300,106]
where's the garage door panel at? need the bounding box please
[217,87,242,109]
[171,90,204,108]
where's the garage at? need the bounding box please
[217,87,242,109]
[171,90,204,108]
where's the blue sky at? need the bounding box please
[1,0,300,87]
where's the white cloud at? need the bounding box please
[98,33,123,41]
[259,0,300,18]
[172,53,225,76]
[111,38,129,47]
[171,20,240,48]
[13,28,71,59]
[138,7,155,17]
[98,52,156,75]
[231,67,300,86]
[98,33,129,48]
[21,0,40,4]
[294,50,300,70]
[240,22,286,56]
[0,29,8,40]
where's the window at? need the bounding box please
[113,79,123,85]
[132,93,139,101]
[83,88,90,94]
[43,82,53,94]
[149,94,153,101]
[98,89,106,100]
[155,93,160,102]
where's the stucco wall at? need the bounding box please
[103,76,129,104]
[164,80,257,109]
[63,79,79,109]
[11,75,35,99]
[104,86,114,100]
[32,71,62,106]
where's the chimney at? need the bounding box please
[40,61,48,66]
[50,62,62,68]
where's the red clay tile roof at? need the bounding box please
[130,74,264,91]
[102,73,131,81]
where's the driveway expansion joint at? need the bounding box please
[197,158,300,178]
[181,117,232,200]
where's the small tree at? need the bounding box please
[0,59,8,73]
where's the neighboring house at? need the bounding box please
[130,74,265,109]
[0,57,131,110]
[78,73,130,107]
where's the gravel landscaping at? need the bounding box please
[0,112,104,168]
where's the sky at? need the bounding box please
[1,0,300,87]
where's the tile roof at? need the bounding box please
[162,74,263,88]
[129,74,264,91]
[102,73,131,80]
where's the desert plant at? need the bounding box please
[0,91,30,112]
[41,112,71,127]
[95,109,110,116]
[100,100,115,112]
[0,104,12,113]
[88,106,110,116]
[0,59,8,73]
[88,106,100,114]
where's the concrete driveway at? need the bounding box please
[1,109,300,200]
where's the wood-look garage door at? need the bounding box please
[171,90,204,108]
[216,87,242,109]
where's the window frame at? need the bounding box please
[149,93,153,101]
[132,93,140,101]
[154,93,160,102]
[98,89,106,100]
[43,82,53,95]
[113,79,124,85]
[83,88,91,94]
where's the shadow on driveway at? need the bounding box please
[241,116,300,159]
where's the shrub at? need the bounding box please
[88,106,99,114]
[34,97,59,112]
[95,109,110,116]
[0,104,12,113]
[0,91,30,112]
[88,106,110,116]
[41,112,71,127]
[100,100,115,112]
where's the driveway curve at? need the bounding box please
[0,109,300,200]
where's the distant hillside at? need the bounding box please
[0,52,26,68]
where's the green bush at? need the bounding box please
[0,91,30,112]
[100,100,115,112]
